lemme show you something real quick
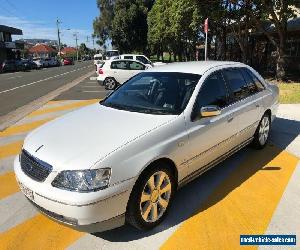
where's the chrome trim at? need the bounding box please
[179,137,253,188]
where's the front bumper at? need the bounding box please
[14,156,134,231]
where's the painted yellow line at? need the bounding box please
[0,118,53,137]
[161,145,299,250]
[0,141,23,159]
[0,214,84,249]
[0,172,19,200]
[28,99,99,117]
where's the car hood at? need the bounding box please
[23,103,175,171]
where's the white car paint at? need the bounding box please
[15,61,279,232]
[96,59,148,85]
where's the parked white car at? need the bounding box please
[97,59,149,90]
[94,53,104,65]
[118,54,153,67]
[32,58,46,68]
[15,61,278,232]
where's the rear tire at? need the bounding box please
[126,162,176,230]
[252,113,271,149]
[105,77,118,90]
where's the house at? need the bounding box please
[60,47,77,57]
[0,25,23,62]
[28,43,57,59]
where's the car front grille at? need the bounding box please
[20,150,52,182]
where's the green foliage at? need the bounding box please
[93,0,115,46]
[111,0,149,53]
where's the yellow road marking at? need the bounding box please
[161,145,299,250]
[0,214,84,249]
[0,141,23,159]
[0,172,19,200]
[0,119,53,137]
[28,99,99,117]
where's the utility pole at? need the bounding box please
[56,18,62,57]
[73,32,79,61]
[204,18,208,61]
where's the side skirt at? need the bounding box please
[178,137,253,188]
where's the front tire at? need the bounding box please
[126,163,176,230]
[252,113,271,149]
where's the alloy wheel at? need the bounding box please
[106,78,116,90]
[140,171,172,223]
[258,116,270,145]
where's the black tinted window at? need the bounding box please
[245,68,265,91]
[240,68,259,95]
[195,72,228,110]
[136,56,150,64]
[102,72,200,115]
[124,56,133,59]
[111,61,127,70]
[128,61,145,70]
[222,69,250,101]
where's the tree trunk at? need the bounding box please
[276,35,287,80]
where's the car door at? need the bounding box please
[184,70,239,177]
[221,68,262,144]
[110,60,130,84]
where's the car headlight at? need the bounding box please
[51,168,111,192]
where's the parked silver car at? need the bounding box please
[15,61,278,232]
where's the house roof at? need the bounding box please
[61,47,77,54]
[0,25,22,35]
[28,44,56,54]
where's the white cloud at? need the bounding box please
[0,15,94,47]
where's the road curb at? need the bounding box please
[0,70,95,131]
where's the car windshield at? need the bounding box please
[106,51,119,57]
[101,72,201,115]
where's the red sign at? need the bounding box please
[204,18,208,33]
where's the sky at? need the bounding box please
[0,0,99,48]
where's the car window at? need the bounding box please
[194,72,228,113]
[244,68,265,91]
[102,72,201,115]
[128,61,145,70]
[111,61,128,70]
[222,68,251,101]
[124,56,133,59]
[136,56,150,65]
[240,68,260,95]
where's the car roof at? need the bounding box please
[147,61,245,75]
[121,54,145,57]
[108,59,146,65]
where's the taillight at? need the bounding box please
[98,68,104,74]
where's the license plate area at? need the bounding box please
[18,181,34,200]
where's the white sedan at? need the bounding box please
[96,59,150,90]
[14,61,278,232]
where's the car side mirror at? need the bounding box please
[200,105,221,117]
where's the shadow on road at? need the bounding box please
[93,117,300,242]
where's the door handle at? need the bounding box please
[255,104,260,108]
[227,117,234,123]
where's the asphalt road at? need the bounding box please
[55,73,108,101]
[0,61,94,117]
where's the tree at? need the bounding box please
[148,0,201,61]
[111,0,150,53]
[79,43,89,56]
[93,0,115,46]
